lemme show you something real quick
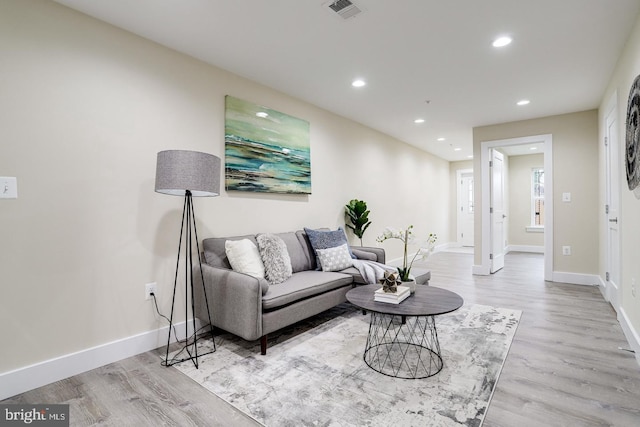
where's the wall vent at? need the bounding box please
[325,0,363,20]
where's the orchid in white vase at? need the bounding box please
[376,225,437,282]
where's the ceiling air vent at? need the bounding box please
[325,0,363,20]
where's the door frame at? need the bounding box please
[456,168,474,246]
[476,134,553,280]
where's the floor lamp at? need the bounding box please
[155,150,220,368]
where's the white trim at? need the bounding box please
[478,134,553,279]
[525,226,544,233]
[0,320,195,401]
[507,245,544,254]
[619,307,640,367]
[551,271,599,286]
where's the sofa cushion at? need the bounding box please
[295,230,316,270]
[203,235,257,269]
[316,244,354,272]
[351,248,377,261]
[257,233,293,284]
[261,270,353,311]
[225,239,265,279]
[276,231,311,273]
[304,227,355,270]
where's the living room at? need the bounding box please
[2,0,640,425]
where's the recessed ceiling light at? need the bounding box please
[517,99,530,106]
[437,137,446,142]
[414,118,425,124]
[454,147,462,152]
[467,155,474,159]
[256,112,269,118]
[352,79,366,88]
[493,36,512,48]
[530,146,538,150]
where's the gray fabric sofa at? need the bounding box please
[193,229,430,354]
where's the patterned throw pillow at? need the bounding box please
[304,227,355,270]
[315,244,354,272]
[256,234,293,285]
[225,239,265,279]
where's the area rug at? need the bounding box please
[171,303,521,427]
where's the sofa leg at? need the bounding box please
[260,335,268,355]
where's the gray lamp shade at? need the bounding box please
[155,150,221,197]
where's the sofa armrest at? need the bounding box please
[351,246,385,264]
[193,263,269,341]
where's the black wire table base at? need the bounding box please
[363,312,442,379]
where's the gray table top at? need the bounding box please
[346,284,464,317]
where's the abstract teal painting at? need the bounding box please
[225,96,311,194]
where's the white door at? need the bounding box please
[458,172,475,246]
[491,150,506,273]
[605,105,620,311]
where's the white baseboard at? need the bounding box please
[619,307,640,367]
[0,320,196,401]
[551,271,599,286]
[506,245,544,253]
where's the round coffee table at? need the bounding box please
[346,284,463,379]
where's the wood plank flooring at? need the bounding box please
[4,252,640,426]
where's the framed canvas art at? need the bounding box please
[626,74,640,198]
[224,95,311,194]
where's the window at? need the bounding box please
[531,168,544,227]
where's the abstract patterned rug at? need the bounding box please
[172,303,521,426]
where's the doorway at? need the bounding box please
[457,169,474,247]
[604,92,621,312]
[476,134,553,280]
[490,150,506,273]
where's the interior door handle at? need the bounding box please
[609,218,618,223]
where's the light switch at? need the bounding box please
[562,192,571,202]
[0,177,18,199]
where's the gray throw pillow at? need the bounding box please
[304,227,355,270]
[256,234,293,285]
[316,244,354,272]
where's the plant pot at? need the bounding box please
[402,279,417,294]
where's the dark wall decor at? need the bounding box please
[626,74,640,197]
[224,95,311,194]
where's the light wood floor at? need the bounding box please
[4,252,640,426]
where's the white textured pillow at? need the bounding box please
[315,244,354,272]
[225,239,265,279]
[256,234,293,285]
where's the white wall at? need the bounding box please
[0,0,451,387]
[599,11,640,360]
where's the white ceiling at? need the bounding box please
[53,0,640,161]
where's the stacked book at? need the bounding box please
[374,285,410,304]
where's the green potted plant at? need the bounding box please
[345,199,372,246]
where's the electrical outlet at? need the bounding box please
[562,246,571,256]
[145,282,157,300]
